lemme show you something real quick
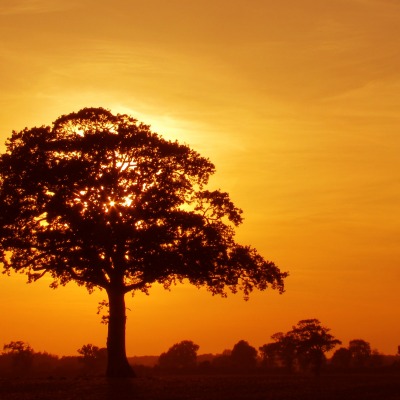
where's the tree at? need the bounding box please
[158,340,199,370]
[77,344,107,372]
[2,341,34,374]
[330,347,351,369]
[0,107,287,378]
[369,349,383,368]
[288,319,341,375]
[348,339,371,368]
[259,342,281,369]
[211,349,232,370]
[260,332,297,372]
[230,340,258,370]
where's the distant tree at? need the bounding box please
[196,353,214,371]
[31,351,59,376]
[56,356,81,376]
[259,341,281,369]
[369,349,383,368]
[211,349,232,370]
[2,341,34,374]
[230,340,258,370]
[274,331,299,372]
[260,332,297,372]
[77,344,101,360]
[288,319,341,375]
[0,107,287,377]
[158,340,199,370]
[348,339,371,367]
[77,344,107,372]
[330,347,351,369]
[3,340,34,355]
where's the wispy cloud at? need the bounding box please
[0,0,79,15]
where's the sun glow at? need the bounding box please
[109,104,196,144]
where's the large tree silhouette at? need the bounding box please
[0,108,287,377]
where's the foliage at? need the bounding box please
[158,340,200,370]
[260,319,341,375]
[289,319,341,373]
[96,300,110,325]
[331,339,376,369]
[230,340,258,369]
[3,340,34,355]
[210,350,232,370]
[259,341,281,368]
[369,349,384,368]
[2,341,34,375]
[348,339,372,367]
[0,107,286,297]
[331,347,352,369]
[77,344,107,372]
[259,332,297,371]
[0,334,396,380]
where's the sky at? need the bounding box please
[0,0,400,357]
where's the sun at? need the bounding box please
[108,103,195,144]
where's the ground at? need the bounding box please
[0,373,399,400]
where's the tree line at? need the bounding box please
[1,319,399,378]
[156,319,397,375]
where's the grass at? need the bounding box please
[0,373,399,400]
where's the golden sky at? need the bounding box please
[1,0,400,356]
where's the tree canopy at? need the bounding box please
[230,340,258,369]
[0,107,285,297]
[289,319,341,374]
[2,341,34,374]
[348,339,372,367]
[0,107,287,377]
[158,340,200,370]
[260,319,341,374]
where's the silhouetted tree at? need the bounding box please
[289,319,341,375]
[230,340,258,370]
[31,351,59,376]
[260,332,297,372]
[0,107,287,378]
[77,344,107,373]
[2,341,34,375]
[0,343,61,377]
[348,339,371,368]
[369,349,384,368]
[264,319,341,375]
[330,347,351,369]
[259,340,283,369]
[211,349,232,370]
[158,340,199,370]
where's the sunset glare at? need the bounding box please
[1,0,400,358]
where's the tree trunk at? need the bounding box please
[106,287,135,378]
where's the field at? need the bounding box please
[1,373,399,400]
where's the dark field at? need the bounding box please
[1,373,399,400]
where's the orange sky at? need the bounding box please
[1,0,400,357]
